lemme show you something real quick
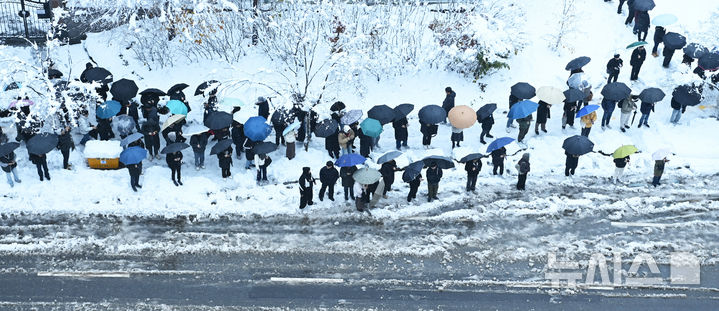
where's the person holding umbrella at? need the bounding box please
[420,121,438,149]
[298,167,315,209]
[624,0,636,25]
[613,155,630,184]
[633,10,650,42]
[141,120,161,159]
[256,97,270,120]
[534,100,551,135]
[254,153,272,183]
[479,114,495,144]
[392,117,408,150]
[380,159,400,198]
[340,165,357,201]
[662,47,676,68]
[407,173,423,203]
[167,83,191,114]
[630,46,647,80]
[491,146,507,176]
[338,125,355,156]
[669,96,686,124]
[357,127,373,158]
[515,153,530,191]
[600,98,618,130]
[28,152,50,181]
[580,103,597,137]
[517,114,532,144]
[190,131,209,170]
[464,158,482,192]
[562,99,578,130]
[426,162,443,202]
[619,95,638,132]
[652,26,665,57]
[450,126,463,148]
[606,54,623,84]
[165,148,184,186]
[652,151,670,186]
[217,143,233,179]
[565,152,579,178]
[0,146,21,187]
[638,100,655,128]
[325,129,341,159]
[232,121,245,160]
[319,161,339,201]
[57,126,75,170]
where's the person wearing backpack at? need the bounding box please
[515,153,530,190]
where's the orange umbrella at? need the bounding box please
[448,105,477,129]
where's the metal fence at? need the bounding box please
[0,0,51,44]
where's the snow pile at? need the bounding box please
[83,140,122,158]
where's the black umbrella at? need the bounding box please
[161,142,190,154]
[26,133,59,155]
[210,139,233,155]
[252,142,278,155]
[563,88,586,102]
[565,56,591,71]
[418,105,447,124]
[81,67,113,84]
[367,105,397,125]
[139,88,166,96]
[663,32,687,50]
[672,85,702,106]
[4,82,20,91]
[510,82,536,99]
[393,103,414,120]
[314,119,339,138]
[601,82,632,101]
[271,108,294,126]
[698,52,719,71]
[633,0,655,11]
[167,83,189,96]
[459,153,484,163]
[638,87,666,103]
[422,155,455,169]
[402,161,425,182]
[0,142,20,158]
[476,103,497,120]
[48,68,63,79]
[683,43,709,59]
[194,80,220,96]
[204,111,233,130]
[110,78,139,101]
[330,101,346,112]
[562,135,594,156]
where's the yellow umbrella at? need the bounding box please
[161,114,186,132]
[448,105,477,129]
[612,145,638,159]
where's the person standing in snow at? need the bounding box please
[442,87,455,121]
[662,47,676,68]
[243,139,255,169]
[407,173,422,202]
[507,94,520,131]
[619,95,638,132]
[633,10,650,42]
[624,0,636,25]
[426,162,442,202]
[600,98,617,130]
[380,159,400,198]
[254,153,271,182]
[0,150,21,187]
[392,116,408,150]
[617,0,626,14]
[580,103,597,137]
[613,155,630,183]
[141,120,161,159]
[127,162,142,192]
[465,158,481,192]
[515,153,530,190]
[358,128,373,158]
[491,146,507,176]
[96,117,114,141]
[479,114,494,144]
[298,167,315,209]
[630,46,646,81]
[231,122,245,160]
[190,131,209,170]
[653,157,668,187]
[338,125,355,156]
[166,150,183,186]
[450,126,463,148]
[340,165,357,201]
[606,54,623,84]
[637,100,655,128]
[284,127,297,160]
[562,99,578,130]
[256,97,270,120]
[535,100,551,135]
[325,129,340,159]
[669,96,686,124]
[420,121,437,149]
[29,152,49,181]
[57,126,75,170]
[355,183,371,213]
[651,26,666,57]
[319,161,339,201]
[218,144,233,179]
[565,152,579,177]
[517,114,532,144]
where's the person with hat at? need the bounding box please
[256,97,270,120]
[319,161,339,201]
[298,167,315,209]
[606,54,623,84]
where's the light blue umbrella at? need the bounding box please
[360,118,383,138]
[376,151,402,164]
[575,104,600,118]
[486,137,514,153]
[341,109,363,125]
[120,132,144,147]
[652,14,677,26]
[282,121,301,136]
[507,100,538,120]
[96,100,122,119]
[166,99,188,115]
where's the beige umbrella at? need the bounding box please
[448,105,477,129]
[161,114,186,132]
[536,86,564,106]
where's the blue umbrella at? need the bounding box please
[402,161,424,182]
[683,43,709,59]
[639,87,666,103]
[510,82,536,99]
[120,132,144,147]
[210,139,233,155]
[652,13,677,26]
[335,153,366,167]
[377,151,402,164]
[244,116,272,141]
[282,121,301,136]
[672,85,702,106]
[341,109,363,125]
[663,32,687,50]
[575,104,600,118]
[486,137,514,153]
[204,111,233,130]
[96,100,122,119]
[393,104,414,120]
[0,142,20,158]
[476,103,497,120]
[359,118,382,138]
[166,99,188,115]
[633,0,655,11]
[601,82,632,101]
[565,56,591,71]
[698,52,719,71]
[418,105,446,124]
[507,100,538,120]
[562,135,594,156]
[314,119,339,138]
[563,88,585,102]
[119,146,147,165]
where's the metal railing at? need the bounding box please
[0,0,51,44]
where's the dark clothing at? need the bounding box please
[393,117,408,148]
[465,160,481,191]
[670,98,686,112]
[358,129,373,158]
[231,125,246,157]
[640,101,654,115]
[407,173,421,202]
[340,166,357,200]
[0,152,17,173]
[662,48,676,67]
[166,152,183,183]
[325,132,340,158]
[625,0,636,24]
[420,122,438,146]
[141,121,161,157]
[630,48,646,80]
[380,162,398,195]
[614,156,630,168]
[29,153,49,180]
[606,58,623,83]
[565,152,579,176]
[652,26,665,54]
[480,115,494,143]
[442,91,456,114]
[536,100,551,124]
[426,166,443,185]
[491,147,506,175]
[127,163,142,191]
[190,133,209,153]
[57,131,75,169]
[516,157,530,190]
[256,100,270,120]
[319,166,339,200]
[563,101,578,127]
[96,118,114,140]
[517,173,527,190]
[298,172,314,209]
[218,147,233,178]
[634,11,650,41]
[618,0,626,13]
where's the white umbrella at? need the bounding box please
[652,149,672,161]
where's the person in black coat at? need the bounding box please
[96,117,114,141]
[606,54,623,84]
[141,105,160,125]
[141,120,161,159]
[669,97,686,124]
[491,146,506,175]
[256,97,270,120]
[426,162,442,202]
[630,46,646,80]
[169,91,191,114]
[515,153,530,190]
[299,167,315,209]
[29,153,50,181]
[624,0,636,25]
[633,10,650,42]
[442,87,456,118]
[243,139,255,169]
[652,26,665,57]
[1,151,21,187]
[617,0,626,14]
[231,122,245,159]
[190,132,209,169]
[127,163,142,191]
[325,131,340,159]
[464,158,481,192]
[318,161,339,201]
[272,119,286,146]
[662,47,676,68]
[407,173,422,202]
[358,128,373,158]
[507,94,520,129]
[565,152,579,177]
[202,95,218,124]
[166,150,183,186]
[613,155,630,183]
[479,114,494,144]
[161,117,186,144]
[117,100,141,130]
[340,165,357,201]
[218,145,233,178]
[420,122,438,148]
[535,100,551,134]
[380,160,400,197]
[392,117,408,150]
[57,126,75,169]
[638,101,654,128]
[562,100,578,129]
